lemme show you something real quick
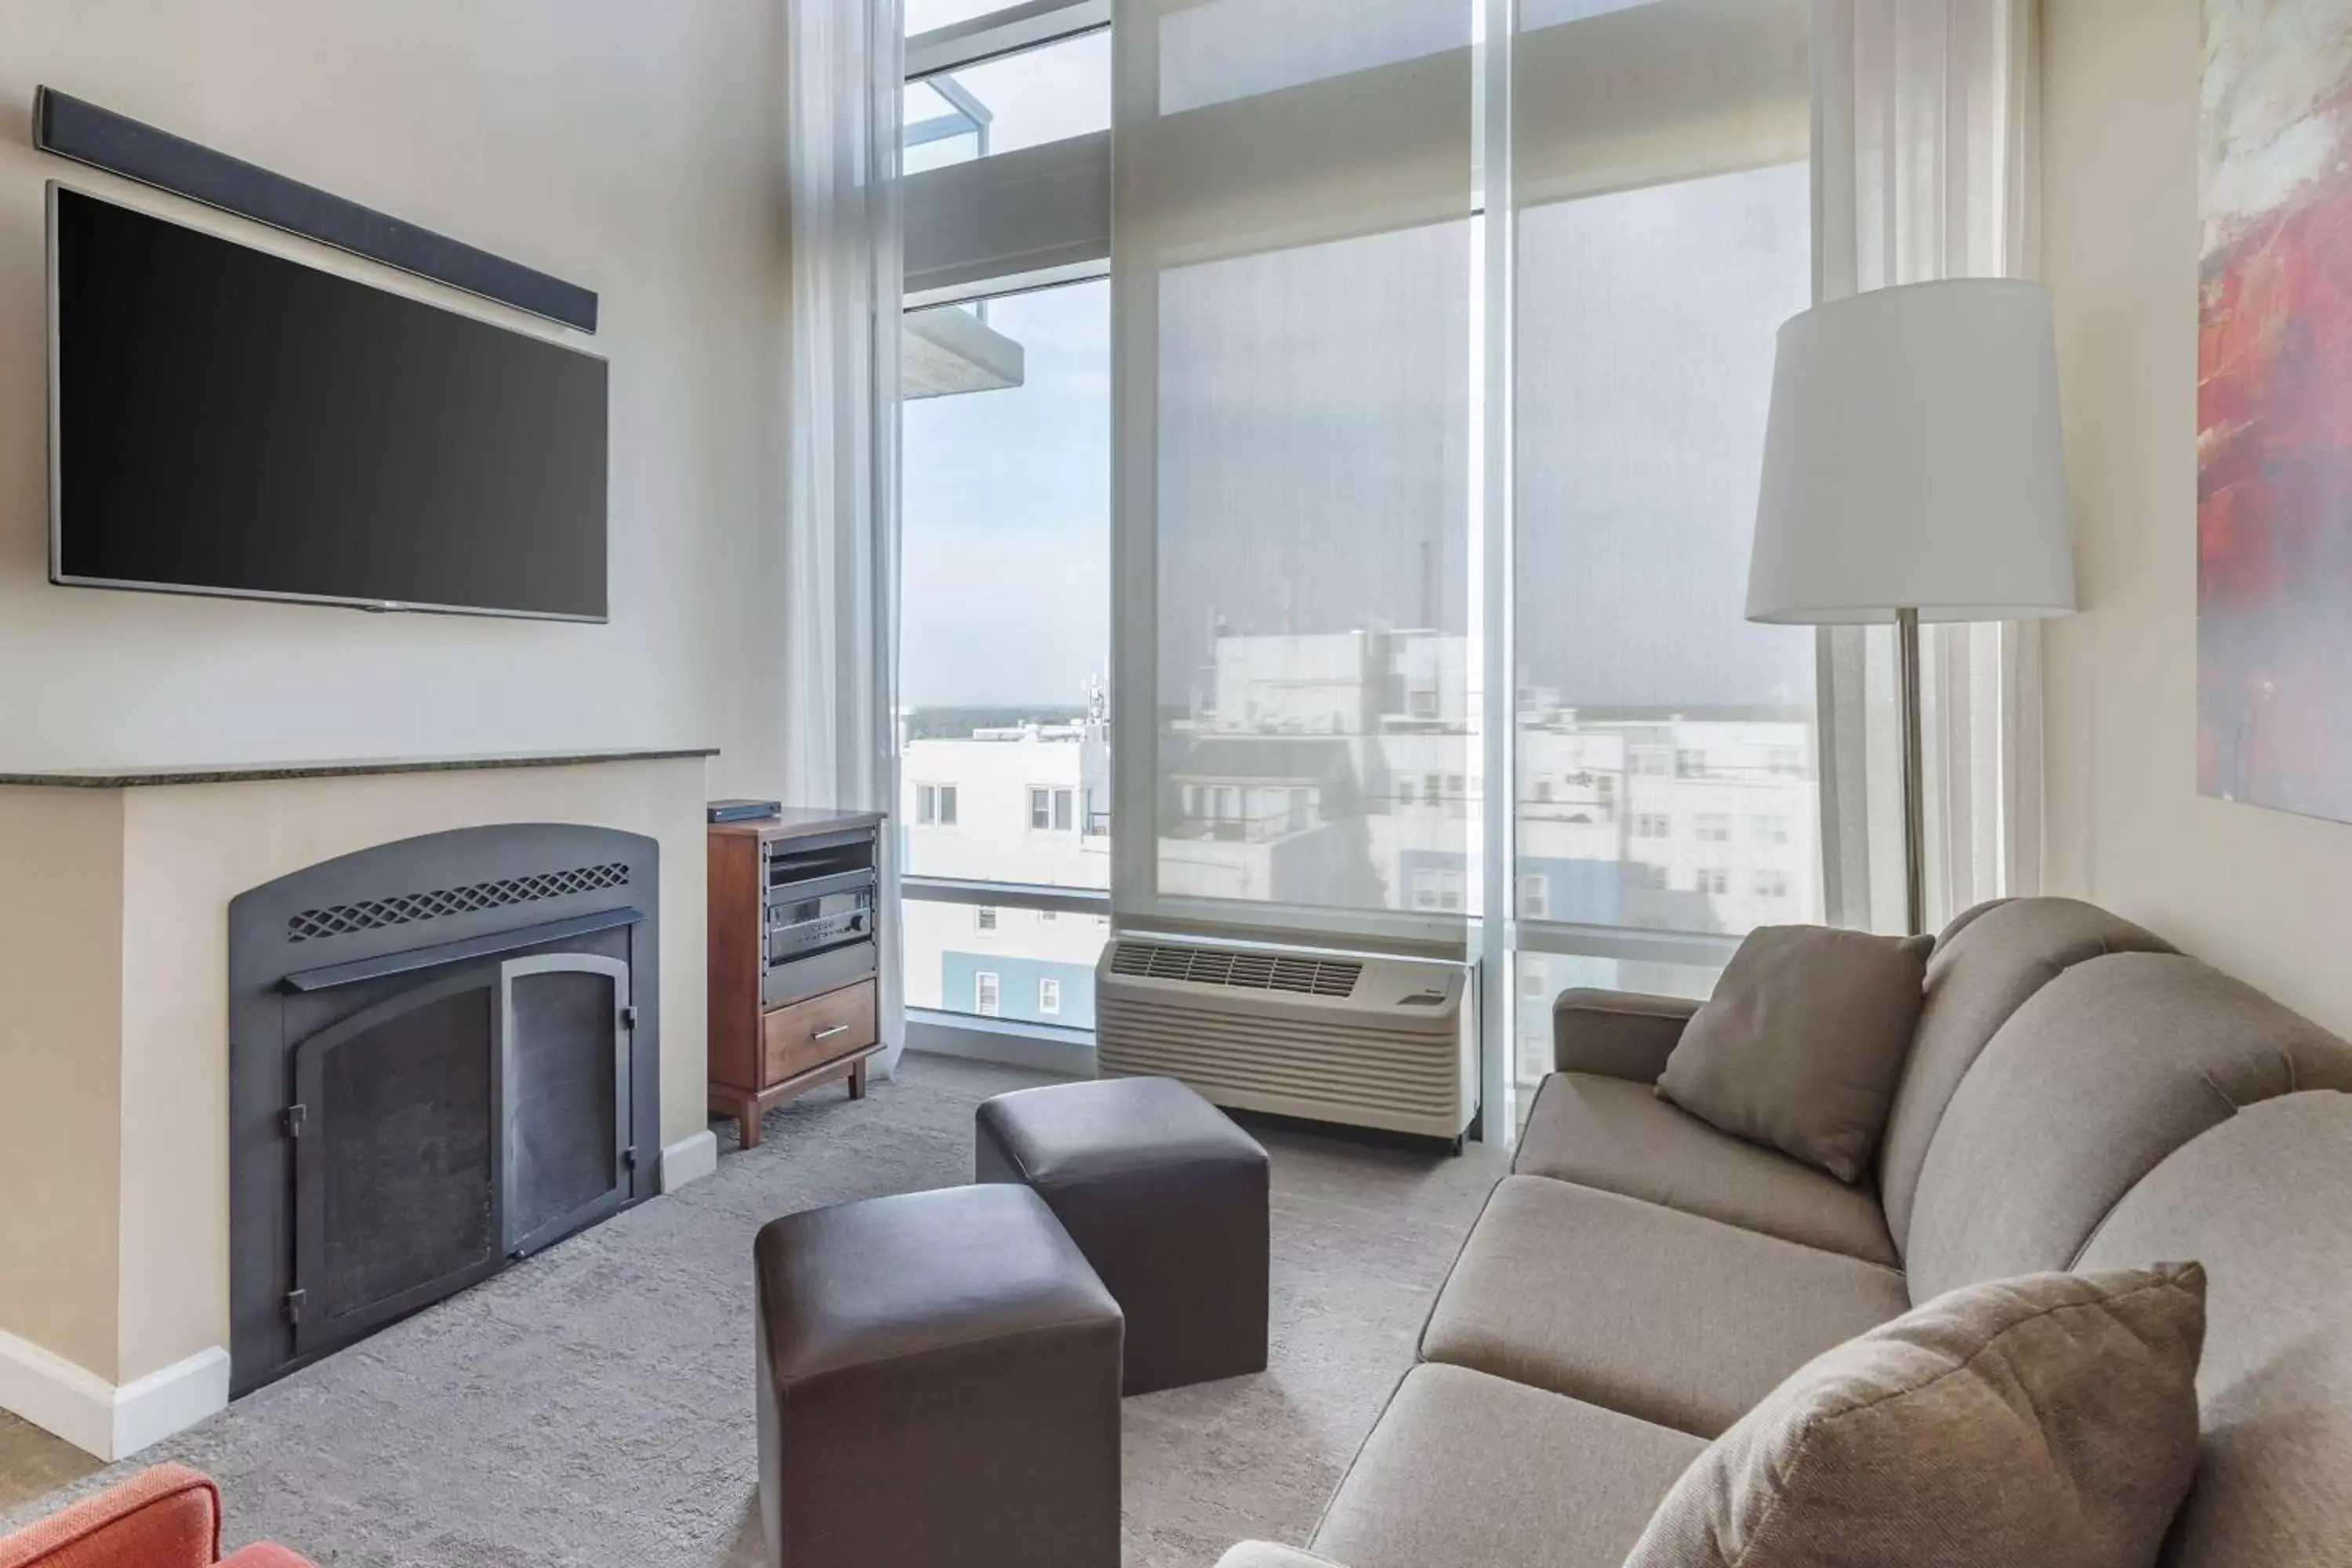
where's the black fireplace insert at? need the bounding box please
[227,823,660,1396]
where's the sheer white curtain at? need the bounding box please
[1812,0,2042,933]
[783,0,906,1069]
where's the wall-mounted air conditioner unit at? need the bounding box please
[1094,936,1478,1149]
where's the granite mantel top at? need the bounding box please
[0,746,720,789]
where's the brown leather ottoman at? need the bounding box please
[975,1076,1269,1395]
[752,1184,1123,1568]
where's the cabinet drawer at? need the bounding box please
[762,980,877,1085]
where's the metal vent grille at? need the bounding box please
[1110,940,1362,998]
[287,863,630,943]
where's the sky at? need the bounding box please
[902,281,1112,710]
[897,0,1813,716]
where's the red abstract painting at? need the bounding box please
[2199,3,2352,819]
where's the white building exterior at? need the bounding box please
[902,631,1820,1083]
[899,719,1110,1027]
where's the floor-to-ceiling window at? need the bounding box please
[898,0,1113,1035]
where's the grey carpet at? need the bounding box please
[0,1054,1504,1566]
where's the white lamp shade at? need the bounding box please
[1747,278,2075,626]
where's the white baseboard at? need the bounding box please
[114,1348,230,1458]
[0,1330,227,1460]
[660,1128,718,1192]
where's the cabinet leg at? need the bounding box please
[848,1058,869,1101]
[738,1097,764,1149]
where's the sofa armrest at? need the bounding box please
[1214,1545,1352,1568]
[0,1465,220,1568]
[1552,988,1702,1083]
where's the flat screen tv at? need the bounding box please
[48,183,608,621]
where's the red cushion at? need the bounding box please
[0,1465,220,1568]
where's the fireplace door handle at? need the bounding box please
[812,1023,851,1041]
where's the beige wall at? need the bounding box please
[0,790,126,1379]
[0,0,789,796]
[2042,0,2352,1036]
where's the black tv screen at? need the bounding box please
[49,184,608,620]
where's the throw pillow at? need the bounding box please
[1622,1263,2208,1568]
[1656,924,1932,1181]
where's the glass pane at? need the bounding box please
[901,279,1110,1020]
[1514,161,1820,941]
[1154,220,1475,919]
[902,902,1109,1026]
[903,31,1110,176]
[1119,0,1474,932]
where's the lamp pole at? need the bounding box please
[1896,607,1926,938]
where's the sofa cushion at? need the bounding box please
[1904,950,2352,1305]
[1513,1073,1898,1266]
[1420,1176,1908,1438]
[1623,1265,2207,1568]
[1877,897,2173,1254]
[1309,1364,1704,1568]
[1656,925,1932,1182]
[2075,1091,2352,1568]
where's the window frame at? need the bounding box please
[906,0,1109,82]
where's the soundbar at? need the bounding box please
[31,85,598,333]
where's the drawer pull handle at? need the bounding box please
[812,1023,851,1041]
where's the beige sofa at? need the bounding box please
[1219,898,2352,1568]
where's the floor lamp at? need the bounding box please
[1746,279,2076,938]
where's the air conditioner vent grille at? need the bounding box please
[1111,940,1361,997]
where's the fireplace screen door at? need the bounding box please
[291,953,631,1357]
[502,953,631,1256]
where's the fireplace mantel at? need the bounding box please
[0,746,719,789]
[0,749,716,1461]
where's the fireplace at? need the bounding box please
[227,823,661,1396]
